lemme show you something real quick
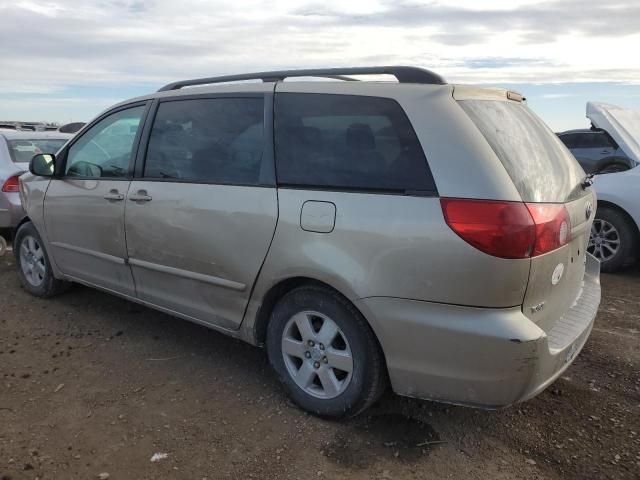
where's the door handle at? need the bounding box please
[104,189,124,201]
[128,190,152,202]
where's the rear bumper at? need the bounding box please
[0,191,25,229]
[356,254,601,408]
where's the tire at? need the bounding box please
[588,207,638,273]
[14,222,70,297]
[266,285,387,417]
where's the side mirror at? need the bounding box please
[30,153,56,177]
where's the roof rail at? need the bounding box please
[157,66,446,92]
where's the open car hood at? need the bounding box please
[586,102,640,164]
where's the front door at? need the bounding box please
[124,95,278,329]
[44,104,147,297]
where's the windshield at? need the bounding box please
[459,100,586,203]
[7,139,68,163]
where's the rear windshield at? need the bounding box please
[458,100,586,203]
[7,139,68,163]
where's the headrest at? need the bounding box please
[346,123,375,150]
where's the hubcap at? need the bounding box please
[281,311,353,399]
[588,219,620,262]
[19,235,46,287]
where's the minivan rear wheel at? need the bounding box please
[266,285,386,417]
[14,222,70,297]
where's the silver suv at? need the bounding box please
[17,67,600,417]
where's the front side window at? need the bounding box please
[274,93,436,193]
[144,97,265,185]
[65,105,145,178]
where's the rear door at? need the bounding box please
[124,93,277,330]
[43,103,148,296]
[458,97,596,336]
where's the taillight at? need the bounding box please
[526,203,571,256]
[1,175,20,193]
[441,198,571,259]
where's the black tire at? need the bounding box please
[589,207,638,273]
[13,222,70,297]
[266,285,387,417]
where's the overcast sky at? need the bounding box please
[1,0,639,130]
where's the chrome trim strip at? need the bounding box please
[128,258,246,292]
[50,242,126,265]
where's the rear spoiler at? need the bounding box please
[453,85,525,103]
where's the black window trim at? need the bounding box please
[55,100,152,181]
[273,92,439,198]
[133,91,276,188]
[277,184,438,197]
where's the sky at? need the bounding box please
[1,0,639,131]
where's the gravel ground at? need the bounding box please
[1,252,638,480]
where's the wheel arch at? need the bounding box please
[597,200,640,239]
[14,215,32,237]
[595,157,633,173]
[250,277,388,368]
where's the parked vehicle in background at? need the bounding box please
[59,122,86,134]
[575,102,640,271]
[557,128,635,173]
[16,66,600,417]
[0,130,71,237]
[589,166,640,271]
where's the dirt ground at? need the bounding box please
[1,252,638,480]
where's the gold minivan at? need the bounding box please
[16,67,600,417]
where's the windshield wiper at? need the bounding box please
[581,173,595,189]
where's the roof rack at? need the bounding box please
[157,66,446,92]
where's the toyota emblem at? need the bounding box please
[585,202,593,220]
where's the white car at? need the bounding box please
[587,103,640,271]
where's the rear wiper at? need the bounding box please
[581,173,595,189]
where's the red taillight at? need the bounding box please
[526,203,571,256]
[1,175,20,193]
[441,198,571,259]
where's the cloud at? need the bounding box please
[0,0,639,105]
[294,0,640,43]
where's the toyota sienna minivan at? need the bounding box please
[16,67,600,417]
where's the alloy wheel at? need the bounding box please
[19,235,46,287]
[588,219,620,262]
[281,311,353,399]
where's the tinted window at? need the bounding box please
[66,106,145,178]
[588,132,615,149]
[558,133,580,149]
[144,98,264,185]
[564,132,615,149]
[7,139,68,163]
[459,100,586,203]
[274,93,435,193]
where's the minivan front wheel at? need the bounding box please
[266,285,386,417]
[14,222,69,297]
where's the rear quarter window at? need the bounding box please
[274,93,436,194]
[459,100,586,203]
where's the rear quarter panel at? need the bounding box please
[243,189,532,345]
